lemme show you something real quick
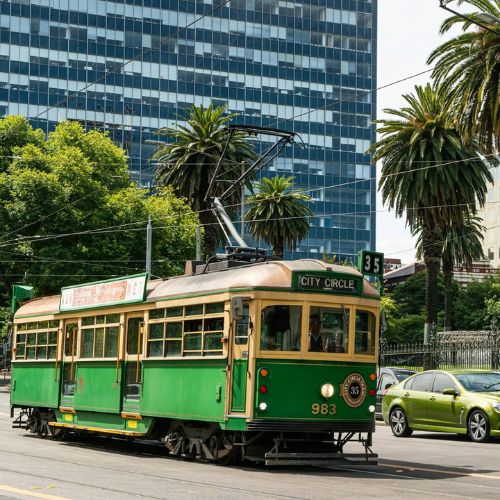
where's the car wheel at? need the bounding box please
[468,409,491,443]
[390,407,413,437]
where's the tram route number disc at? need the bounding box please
[341,373,367,408]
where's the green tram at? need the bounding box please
[10,259,381,466]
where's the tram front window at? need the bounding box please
[308,307,350,353]
[260,305,302,351]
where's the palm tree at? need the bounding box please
[428,0,500,154]
[367,83,492,342]
[244,175,313,258]
[152,104,256,257]
[414,214,486,331]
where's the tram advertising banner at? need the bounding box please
[59,273,147,312]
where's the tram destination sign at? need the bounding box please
[60,273,147,312]
[292,272,361,295]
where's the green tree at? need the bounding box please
[152,104,256,257]
[428,0,500,154]
[414,214,485,331]
[454,274,500,330]
[0,117,199,300]
[367,83,492,342]
[244,175,313,258]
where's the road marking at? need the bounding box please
[379,463,500,480]
[0,484,71,500]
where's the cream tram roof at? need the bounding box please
[15,259,379,318]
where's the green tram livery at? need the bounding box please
[10,258,381,466]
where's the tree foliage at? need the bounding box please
[244,175,313,258]
[152,104,256,256]
[429,0,500,154]
[368,83,492,334]
[0,117,199,304]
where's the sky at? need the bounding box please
[375,0,463,264]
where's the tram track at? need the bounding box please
[0,444,309,500]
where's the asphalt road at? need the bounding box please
[1,387,500,500]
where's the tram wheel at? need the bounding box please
[50,427,68,441]
[390,407,413,438]
[209,432,236,466]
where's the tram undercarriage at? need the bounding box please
[12,407,377,466]
[162,420,377,466]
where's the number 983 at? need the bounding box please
[311,403,336,415]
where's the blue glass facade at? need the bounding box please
[0,0,377,261]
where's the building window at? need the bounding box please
[489,248,494,260]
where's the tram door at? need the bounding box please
[123,315,144,411]
[230,304,250,414]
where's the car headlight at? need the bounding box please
[492,402,500,413]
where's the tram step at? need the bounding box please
[264,452,378,467]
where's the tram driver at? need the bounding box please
[296,314,332,352]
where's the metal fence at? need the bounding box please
[379,330,500,371]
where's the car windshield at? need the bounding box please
[394,372,415,383]
[455,373,500,392]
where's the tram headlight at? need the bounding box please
[320,383,334,399]
[259,402,267,411]
[368,405,375,413]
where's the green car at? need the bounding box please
[382,370,500,443]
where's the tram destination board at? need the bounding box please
[292,272,361,295]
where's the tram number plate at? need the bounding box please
[311,403,336,415]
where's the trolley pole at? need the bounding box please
[196,225,201,261]
[146,215,152,277]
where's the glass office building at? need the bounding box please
[0,0,377,261]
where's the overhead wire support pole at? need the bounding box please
[146,215,152,277]
[438,0,500,35]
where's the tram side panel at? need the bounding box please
[11,362,61,409]
[140,358,227,423]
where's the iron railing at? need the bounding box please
[379,329,500,371]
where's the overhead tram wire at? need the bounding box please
[0,152,495,250]
[0,197,497,252]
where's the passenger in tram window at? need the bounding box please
[299,314,331,352]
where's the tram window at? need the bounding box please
[15,332,26,359]
[166,322,182,357]
[106,314,120,323]
[308,307,350,353]
[185,304,203,316]
[260,305,302,351]
[150,308,165,320]
[235,304,250,345]
[166,306,183,317]
[355,311,375,355]
[26,332,36,360]
[205,302,224,314]
[127,318,144,355]
[65,323,78,357]
[104,326,119,357]
[82,316,95,326]
[95,328,104,357]
[81,329,94,358]
[62,363,75,396]
[148,323,164,357]
[184,333,202,355]
[185,319,203,332]
[15,322,59,360]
